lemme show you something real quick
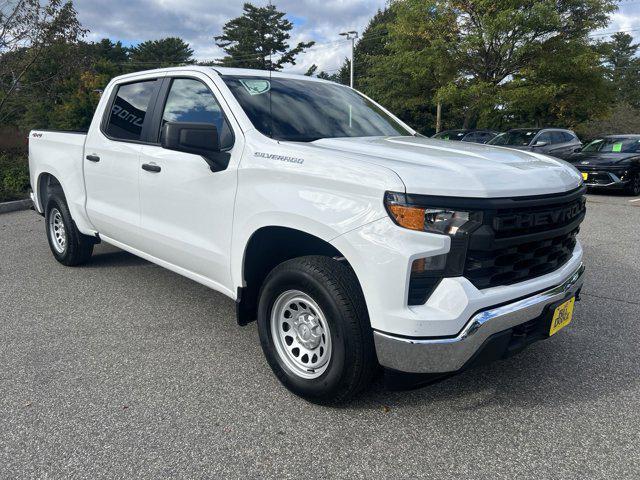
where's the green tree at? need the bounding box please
[601,32,640,108]
[91,38,129,66]
[50,71,105,130]
[500,41,614,129]
[0,0,86,122]
[129,37,194,67]
[363,3,457,133]
[339,8,397,87]
[14,40,88,129]
[575,103,640,140]
[365,0,617,132]
[214,3,314,70]
[48,38,139,130]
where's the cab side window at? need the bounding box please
[160,78,233,149]
[105,80,157,141]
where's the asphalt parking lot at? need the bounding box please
[1,194,639,479]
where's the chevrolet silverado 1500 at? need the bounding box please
[29,67,586,404]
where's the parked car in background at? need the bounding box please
[567,135,640,195]
[431,128,498,143]
[432,129,498,144]
[488,128,581,159]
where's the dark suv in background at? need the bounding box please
[432,129,499,144]
[567,135,640,195]
[488,128,582,159]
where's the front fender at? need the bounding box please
[230,211,372,291]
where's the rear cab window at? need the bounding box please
[104,80,158,141]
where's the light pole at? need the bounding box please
[339,31,358,88]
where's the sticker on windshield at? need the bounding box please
[612,142,623,152]
[239,79,271,95]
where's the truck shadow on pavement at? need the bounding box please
[85,244,153,268]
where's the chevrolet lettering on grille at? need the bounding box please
[493,201,584,232]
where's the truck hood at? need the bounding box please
[310,136,582,197]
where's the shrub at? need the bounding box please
[0,154,30,202]
[0,127,28,156]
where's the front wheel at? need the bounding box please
[45,191,95,266]
[257,256,377,405]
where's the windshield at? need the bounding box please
[433,130,466,141]
[582,137,640,153]
[488,129,539,146]
[222,76,411,141]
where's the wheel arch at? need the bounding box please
[235,225,363,326]
[36,171,63,212]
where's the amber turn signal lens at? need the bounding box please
[388,204,425,231]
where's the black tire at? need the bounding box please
[45,191,94,266]
[257,256,377,405]
[625,174,640,196]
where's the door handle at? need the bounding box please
[142,163,161,173]
[86,154,100,162]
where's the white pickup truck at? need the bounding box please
[29,66,586,404]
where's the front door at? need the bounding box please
[137,75,240,292]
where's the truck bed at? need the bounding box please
[28,129,91,232]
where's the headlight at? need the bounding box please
[384,192,481,235]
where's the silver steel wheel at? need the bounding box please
[49,208,67,254]
[270,290,332,379]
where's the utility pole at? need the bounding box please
[339,31,358,88]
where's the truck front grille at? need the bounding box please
[464,227,579,289]
[463,188,586,290]
[401,186,586,304]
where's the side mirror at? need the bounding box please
[533,141,548,147]
[161,122,230,172]
[573,147,582,153]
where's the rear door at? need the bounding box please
[137,73,242,291]
[84,75,163,244]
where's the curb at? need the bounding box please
[0,199,33,215]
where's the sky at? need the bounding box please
[76,0,640,74]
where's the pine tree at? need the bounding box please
[129,38,194,67]
[214,3,314,70]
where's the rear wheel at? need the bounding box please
[257,256,377,405]
[45,191,95,266]
[625,174,640,196]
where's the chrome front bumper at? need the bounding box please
[374,264,585,374]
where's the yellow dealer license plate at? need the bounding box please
[581,172,588,181]
[549,297,575,336]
